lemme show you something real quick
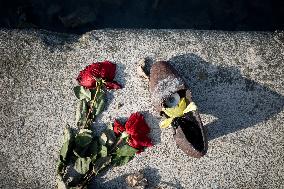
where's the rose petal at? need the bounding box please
[97,61,116,81]
[125,112,150,136]
[77,61,121,90]
[128,135,153,153]
[131,135,153,147]
[89,63,103,78]
[76,65,97,89]
[105,81,122,90]
[113,120,125,136]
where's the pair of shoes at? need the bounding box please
[149,61,208,158]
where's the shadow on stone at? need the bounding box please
[88,167,161,189]
[168,53,284,140]
[140,110,162,146]
[89,166,185,188]
[103,62,127,111]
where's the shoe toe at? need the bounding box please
[150,61,186,113]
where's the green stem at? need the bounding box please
[80,171,96,189]
[83,83,102,129]
[109,136,125,154]
[80,136,124,188]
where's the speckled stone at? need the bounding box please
[0,29,284,189]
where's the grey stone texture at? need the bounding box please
[0,29,284,188]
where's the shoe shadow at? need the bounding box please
[167,54,284,140]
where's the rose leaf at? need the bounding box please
[88,140,98,160]
[104,128,116,146]
[57,159,65,175]
[75,99,88,127]
[92,90,106,116]
[99,145,108,157]
[74,86,91,100]
[116,145,138,157]
[92,156,112,174]
[74,157,91,175]
[112,155,132,167]
[99,133,107,145]
[75,131,93,148]
[59,127,74,163]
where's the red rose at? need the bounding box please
[113,112,153,153]
[105,81,122,90]
[113,119,125,136]
[128,135,153,153]
[76,61,122,89]
[125,112,150,136]
[76,64,96,88]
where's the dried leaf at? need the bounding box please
[126,171,147,188]
[137,58,150,79]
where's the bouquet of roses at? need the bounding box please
[57,61,152,189]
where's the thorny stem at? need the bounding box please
[80,80,105,188]
[80,171,96,189]
[83,81,102,129]
[109,136,125,153]
[80,136,126,189]
[80,80,126,188]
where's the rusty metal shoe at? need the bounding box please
[150,61,208,158]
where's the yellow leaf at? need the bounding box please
[162,98,187,118]
[160,118,173,128]
[183,102,197,114]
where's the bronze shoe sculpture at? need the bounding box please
[150,61,208,158]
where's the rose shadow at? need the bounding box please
[103,62,127,111]
[139,110,162,146]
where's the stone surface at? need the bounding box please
[0,29,284,189]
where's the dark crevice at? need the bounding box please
[0,0,283,34]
